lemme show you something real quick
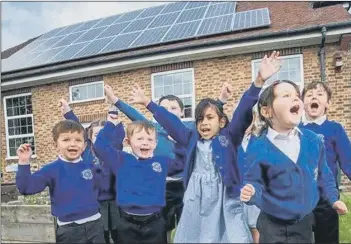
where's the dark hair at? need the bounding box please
[257,80,300,135]
[126,120,157,139]
[195,98,229,127]
[158,95,184,111]
[52,120,85,142]
[302,81,332,101]
[86,119,106,140]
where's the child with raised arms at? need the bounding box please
[16,120,105,243]
[59,99,125,243]
[128,51,281,243]
[241,80,348,243]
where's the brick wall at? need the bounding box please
[1,42,351,191]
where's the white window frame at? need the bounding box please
[3,93,36,160]
[251,54,304,91]
[69,80,105,104]
[151,68,196,122]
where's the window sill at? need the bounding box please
[5,155,37,161]
[69,98,105,107]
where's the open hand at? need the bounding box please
[333,200,348,215]
[218,82,232,104]
[255,51,282,87]
[129,85,151,106]
[58,98,71,115]
[17,144,32,165]
[240,184,255,202]
[104,85,118,104]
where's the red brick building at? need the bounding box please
[1,1,351,191]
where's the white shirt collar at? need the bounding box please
[59,155,82,163]
[267,126,302,141]
[302,114,327,126]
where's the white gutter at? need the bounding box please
[1,27,350,91]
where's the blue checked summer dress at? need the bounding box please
[174,140,252,243]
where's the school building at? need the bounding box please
[1,1,351,192]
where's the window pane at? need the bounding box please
[8,137,35,157]
[183,83,192,94]
[164,85,172,95]
[289,70,300,82]
[154,87,163,98]
[183,71,192,83]
[174,84,182,96]
[70,82,104,102]
[154,75,163,87]
[163,74,172,85]
[280,59,288,71]
[278,71,289,80]
[289,58,300,70]
[173,73,182,85]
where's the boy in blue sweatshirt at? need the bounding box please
[300,81,351,243]
[241,80,348,243]
[104,84,229,241]
[60,99,125,243]
[94,114,186,244]
[16,120,105,243]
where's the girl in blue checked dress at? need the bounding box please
[129,51,282,243]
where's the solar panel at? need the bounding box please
[94,15,121,28]
[2,2,273,73]
[232,8,270,31]
[185,2,209,9]
[148,12,180,28]
[101,32,142,53]
[197,14,233,36]
[47,42,89,63]
[98,22,130,39]
[162,20,201,42]
[160,1,187,14]
[74,37,115,58]
[176,7,207,23]
[52,31,86,48]
[74,27,108,43]
[130,26,169,47]
[122,17,155,33]
[138,5,165,19]
[206,2,235,18]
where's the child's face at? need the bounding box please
[263,83,303,132]
[91,126,103,144]
[127,128,157,159]
[56,131,86,161]
[303,84,330,120]
[197,106,225,140]
[159,99,184,119]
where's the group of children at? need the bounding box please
[15,50,351,243]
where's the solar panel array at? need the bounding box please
[2,2,271,72]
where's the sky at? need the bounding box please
[1,1,168,51]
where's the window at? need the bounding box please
[151,69,195,120]
[3,93,35,159]
[69,81,104,103]
[252,54,304,90]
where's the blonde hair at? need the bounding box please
[126,121,156,139]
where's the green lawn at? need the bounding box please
[340,193,351,243]
[170,193,351,243]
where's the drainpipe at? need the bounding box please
[319,26,327,82]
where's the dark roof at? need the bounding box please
[2,1,351,79]
[1,36,40,59]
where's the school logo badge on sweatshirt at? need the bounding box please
[218,135,229,147]
[314,167,318,181]
[317,134,325,143]
[152,162,162,172]
[81,169,93,180]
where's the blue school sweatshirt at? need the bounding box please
[114,99,196,179]
[94,121,186,215]
[244,128,339,221]
[146,83,261,197]
[237,134,257,180]
[16,158,101,222]
[64,111,125,201]
[299,119,351,185]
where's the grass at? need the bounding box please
[340,193,351,243]
[170,193,351,243]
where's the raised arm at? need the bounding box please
[167,144,187,175]
[129,85,192,146]
[105,84,148,122]
[16,144,51,195]
[94,121,125,174]
[335,123,351,180]
[59,98,79,122]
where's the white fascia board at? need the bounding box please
[1,27,348,91]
